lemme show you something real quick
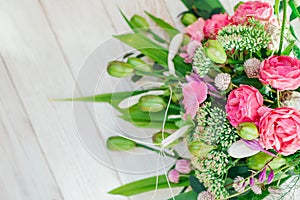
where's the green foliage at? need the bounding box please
[232,74,263,89]
[109,174,190,196]
[189,175,205,193]
[114,32,192,76]
[168,191,198,200]
[289,0,300,21]
[181,0,225,19]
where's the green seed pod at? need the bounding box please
[127,57,152,73]
[106,136,136,151]
[107,61,134,78]
[247,152,286,170]
[181,13,197,26]
[237,122,259,140]
[130,15,150,30]
[138,95,166,112]
[152,132,179,147]
[204,40,227,64]
[189,141,215,157]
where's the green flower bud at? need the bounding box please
[127,57,152,73]
[138,95,166,112]
[152,132,179,147]
[130,15,149,30]
[247,152,286,170]
[106,136,136,151]
[237,122,259,140]
[181,13,197,26]
[189,141,215,157]
[107,61,134,78]
[204,40,227,64]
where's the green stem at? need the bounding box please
[278,0,288,55]
[277,90,281,107]
[136,144,178,159]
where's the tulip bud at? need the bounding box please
[175,159,191,174]
[181,13,197,26]
[168,169,180,183]
[106,136,136,151]
[204,40,227,64]
[130,15,150,30]
[152,132,179,147]
[247,152,286,170]
[107,61,134,78]
[237,122,259,140]
[127,57,152,73]
[138,95,166,112]
[188,141,214,157]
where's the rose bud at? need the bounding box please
[267,170,275,184]
[181,13,197,26]
[130,15,150,30]
[168,169,180,183]
[204,40,226,64]
[188,141,214,157]
[106,136,136,151]
[127,57,152,73]
[107,61,134,78]
[247,152,286,170]
[152,132,179,147]
[237,122,259,140]
[175,159,191,174]
[138,95,166,112]
[258,167,267,183]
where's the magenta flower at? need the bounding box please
[182,81,208,119]
[168,169,180,183]
[175,159,191,174]
[268,170,275,184]
[258,167,267,183]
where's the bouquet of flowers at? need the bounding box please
[63,0,300,199]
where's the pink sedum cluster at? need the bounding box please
[259,107,300,156]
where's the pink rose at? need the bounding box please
[185,18,205,42]
[259,55,300,91]
[232,1,273,24]
[226,85,263,127]
[204,14,231,39]
[259,107,300,156]
[180,40,201,63]
[182,81,208,119]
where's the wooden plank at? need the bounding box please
[37,0,181,199]
[0,0,126,199]
[0,56,63,200]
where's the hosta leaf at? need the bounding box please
[109,174,189,196]
[168,191,198,200]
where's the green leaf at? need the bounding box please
[109,174,189,196]
[119,8,138,32]
[189,175,205,193]
[168,191,198,200]
[293,45,300,59]
[145,11,180,39]
[181,0,225,19]
[289,0,300,21]
[232,74,263,89]
[282,41,296,55]
[275,0,280,20]
[290,25,299,40]
[114,32,192,76]
[228,165,251,179]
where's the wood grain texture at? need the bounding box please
[1,0,299,200]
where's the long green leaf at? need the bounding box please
[168,191,198,200]
[145,11,179,39]
[289,0,300,21]
[109,175,189,196]
[114,32,192,76]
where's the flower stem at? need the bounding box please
[136,143,178,159]
[277,90,281,107]
[278,0,288,55]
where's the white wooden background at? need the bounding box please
[1,0,298,200]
